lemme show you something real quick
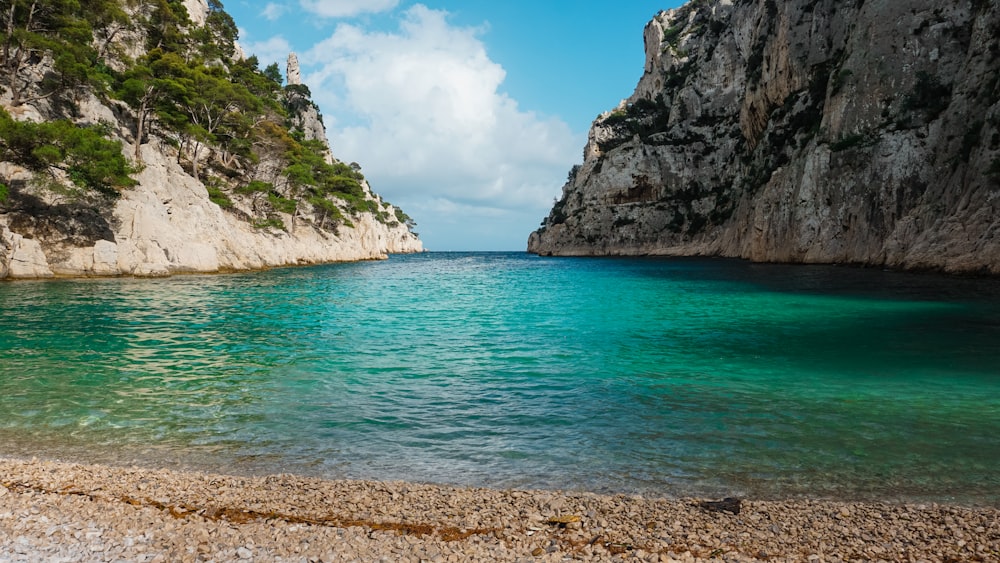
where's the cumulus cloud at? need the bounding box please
[299,0,399,18]
[301,5,581,248]
[261,3,287,21]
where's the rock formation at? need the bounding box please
[529,0,1000,274]
[0,2,421,280]
[287,53,302,86]
[183,0,210,27]
[286,53,332,154]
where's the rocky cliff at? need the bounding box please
[0,1,421,280]
[529,0,1000,274]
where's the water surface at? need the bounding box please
[1,253,998,504]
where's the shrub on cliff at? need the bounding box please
[0,0,412,232]
[0,108,136,197]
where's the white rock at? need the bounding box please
[7,232,53,278]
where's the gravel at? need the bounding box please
[1,457,997,562]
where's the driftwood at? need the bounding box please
[698,497,741,515]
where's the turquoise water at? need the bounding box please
[1,252,999,504]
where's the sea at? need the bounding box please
[1,252,998,505]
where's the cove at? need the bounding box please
[1,252,998,505]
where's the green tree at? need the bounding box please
[263,62,282,86]
[230,56,282,108]
[0,107,136,196]
[143,0,190,53]
[115,49,191,163]
[175,66,259,180]
[191,0,237,62]
[0,0,98,106]
[87,0,135,60]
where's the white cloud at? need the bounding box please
[239,35,293,74]
[299,0,399,18]
[262,3,287,21]
[300,5,581,249]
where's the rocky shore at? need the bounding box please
[1,458,997,562]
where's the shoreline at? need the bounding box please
[0,250,429,283]
[1,458,997,562]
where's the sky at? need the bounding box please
[222,1,682,251]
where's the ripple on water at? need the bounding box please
[1,253,999,504]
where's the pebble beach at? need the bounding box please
[1,458,997,562]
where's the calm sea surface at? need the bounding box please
[1,252,999,504]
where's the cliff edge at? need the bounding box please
[528,0,999,274]
[0,1,421,280]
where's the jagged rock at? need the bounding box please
[529,0,1000,274]
[2,226,53,278]
[287,53,302,86]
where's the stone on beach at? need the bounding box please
[1,458,998,562]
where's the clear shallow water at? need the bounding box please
[1,252,999,504]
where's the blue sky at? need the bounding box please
[222,1,681,250]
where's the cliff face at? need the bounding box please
[529,0,1000,274]
[0,2,421,280]
[0,139,421,279]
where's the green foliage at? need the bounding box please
[0,0,418,233]
[283,83,319,117]
[181,66,261,158]
[0,108,135,196]
[598,95,672,152]
[603,108,629,126]
[237,180,273,195]
[0,183,8,204]
[145,0,192,52]
[548,198,568,225]
[268,193,297,214]
[230,57,283,111]
[205,178,232,208]
[199,0,239,61]
[307,195,346,224]
[277,137,372,216]
[263,63,283,86]
[663,23,685,47]
[284,83,313,98]
[394,208,413,226]
[0,0,110,105]
[254,217,285,230]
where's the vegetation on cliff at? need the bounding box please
[0,0,410,233]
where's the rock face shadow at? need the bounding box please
[5,186,116,248]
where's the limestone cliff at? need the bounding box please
[529,0,1000,274]
[0,1,421,280]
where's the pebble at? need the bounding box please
[0,457,998,562]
